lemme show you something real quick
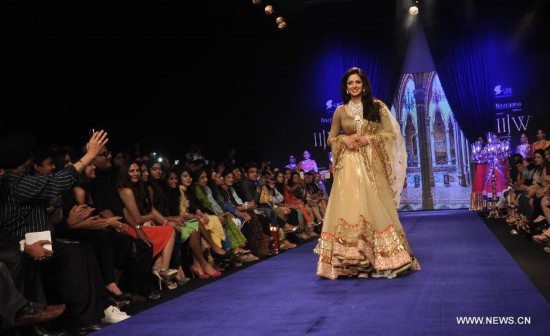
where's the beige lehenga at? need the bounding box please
[315,100,420,279]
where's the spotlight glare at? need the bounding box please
[409,6,419,15]
[264,5,273,15]
[275,16,284,24]
[252,0,261,4]
[277,21,287,29]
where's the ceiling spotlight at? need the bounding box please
[409,6,419,15]
[252,0,261,5]
[264,5,273,15]
[275,16,284,24]
[277,21,287,30]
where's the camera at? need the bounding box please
[258,177,265,186]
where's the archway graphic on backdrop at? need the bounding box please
[392,72,471,210]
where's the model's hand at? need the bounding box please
[343,134,358,150]
[355,135,372,147]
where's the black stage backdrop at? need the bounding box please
[1,0,549,168]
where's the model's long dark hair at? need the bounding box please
[340,67,380,122]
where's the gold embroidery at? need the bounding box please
[331,134,347,170]
[314,216,420,279]
[371,134,396,199]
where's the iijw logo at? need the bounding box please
[496,115,532,135]
[313,130,328,149]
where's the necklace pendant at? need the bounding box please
[354,114,361,123]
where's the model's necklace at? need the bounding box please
[346,100,363,124]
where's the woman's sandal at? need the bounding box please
[238,253,259,263]
[234,249,251,256]
[532,233,550,245]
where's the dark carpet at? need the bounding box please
[481,212,550,303]
[93,210,550,335]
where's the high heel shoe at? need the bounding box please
[153,275,177,290]
[283,224,298,233]
[204,269,222,278]
[152,267,178,280]
[532,233,550,245]
[108,291,133,302]
[210,248,231,261]
[152,268,178,290]
[107,291,132,308]
[190,265,210,279]
[176,277,191,286]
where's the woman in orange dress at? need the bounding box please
[284,171,318,236]
[118,161,184,290]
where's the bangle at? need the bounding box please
[78,160,86,167]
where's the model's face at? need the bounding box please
[128,163,141,183]
[167,172,178,189]
[537,130,545,140]
[347,74,363,98]
[303,151,310,160]
[180,171,192,187]
[289,156,296,163]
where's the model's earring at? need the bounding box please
[346,90,349,95]
[363,89,366,93]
